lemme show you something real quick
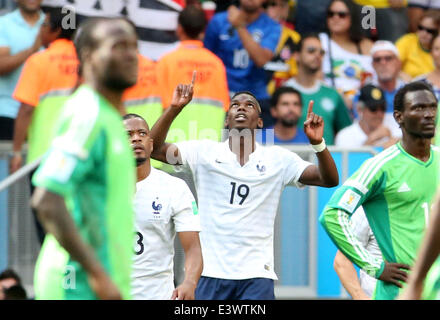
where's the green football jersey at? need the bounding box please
[320,142,439,300]
[32,85,136,300]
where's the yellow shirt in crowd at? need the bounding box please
[353,0,407,9]
[396,33,434,79]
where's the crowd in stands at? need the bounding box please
[1,0,440,160]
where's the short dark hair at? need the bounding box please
[297,33,321,52]
[44,6,77,40]
[271,86,302,108]
[0,269,21,284]
[123,113,146,122]
[122,113,149,129]
[230,91,262,113]
[394,81,437,112]
[3,285,27,300]
[178,5,207,39]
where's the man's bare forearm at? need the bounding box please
[334,250,370,300]
[150,107,183,164]
[315,148,339,187]
[179,232,203,287]
[236,27,273,67]
[0,49,34,75]
[12,104,34,152]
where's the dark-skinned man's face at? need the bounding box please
[397,90,437,139]
[124,117,153,167]
[225,93,263,131]
[90,20,139,91]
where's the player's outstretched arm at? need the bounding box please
[298,101,339,187]
[171,231,203,300]
[400,192,440,299]
[31,187,122,300]
[334,250,371,300]
[320,206,384,280]
[150,71,196,165]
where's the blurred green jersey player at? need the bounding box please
[31,17,138,300]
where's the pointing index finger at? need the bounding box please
[307,100,314,116]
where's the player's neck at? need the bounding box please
[228,134,256,166]
[137,160,151,182]
[400,135,432,162]
[296,69,319,88]
[94,83,125,115]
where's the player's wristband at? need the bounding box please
[311,138,326,153]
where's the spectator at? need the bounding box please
[284,34,352,145]
[264,0,301,95]
[335,84,398,149]
[0,268,23,300]
[157,5,229,146]
[352,0,409,42]
[320,0,374,112]
[294,0,332,36]
[414,34,440,99]
[260,86,308,144]
[396,10,440,79]
[408,0,440,33]
[354,40,404,139]
[204,0,281,128]
[10,6,78,244]
[0,0,44,140]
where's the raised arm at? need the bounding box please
[150,71,196,165]
[31,188,122,300]
[171,231,203,300]
[298,101,339,187]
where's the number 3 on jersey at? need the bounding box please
[230,182,250,205]
[134,231,144,255]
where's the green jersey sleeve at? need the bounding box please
[32,101,102,197]
[319,146,401,278]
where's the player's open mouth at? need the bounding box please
[235,114,247,121]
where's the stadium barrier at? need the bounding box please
[0,142,379,299]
